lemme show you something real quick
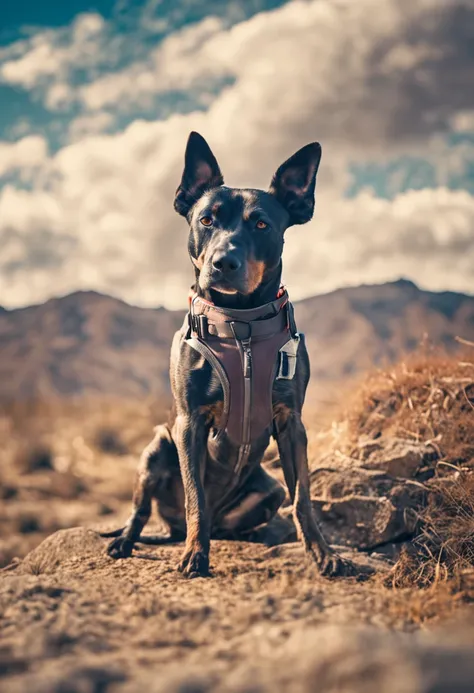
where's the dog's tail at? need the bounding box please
[98,527,183,545]
[137,533,183,545]
[99,527,125,538]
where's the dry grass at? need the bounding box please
[345,349,474,468]
[335,347,474,591]
[304,347,474,594]
[390,473,474,591]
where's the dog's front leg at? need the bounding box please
[174,412,210,578]
[274,409,353,578]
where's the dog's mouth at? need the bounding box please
[200,268,245,295]
[210,279,240,295]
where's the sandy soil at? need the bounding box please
[2,525,473,693]
[1,398,474,692]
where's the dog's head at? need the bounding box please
[174,132,321,303]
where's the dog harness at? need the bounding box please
[183,287,301,472]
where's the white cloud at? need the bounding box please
[67,112,114,141]
[79,17,226,111]
[283,187,474,300]
[0,136,48,178]
[0,2,283,114]
[1,0,474,310]
[0,13,106,110]
[0,186,60,234]
[75,0,474,161]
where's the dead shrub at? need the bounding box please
[313,347,474,593]
[391,473,474,590]
[345,351,474,469]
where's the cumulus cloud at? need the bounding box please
[67,112,115,141]
[0,13,107,111]
[0,1,284,115]
[1,13,105,84]
[0,136,48,179]
[283,187,474,300]
[78,17,227,112]
[77,0,474,156]
[1,0,474,309]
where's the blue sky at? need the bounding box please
[1,1,114,38]
[1,0,474,309]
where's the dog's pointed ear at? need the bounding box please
[268,142,321,226]
[174,132,224,217]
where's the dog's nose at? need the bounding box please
[212,252,241,275]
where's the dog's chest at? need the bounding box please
[187,331,292,447]
[205,427,271,485]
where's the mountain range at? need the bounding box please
[1,279,473,402]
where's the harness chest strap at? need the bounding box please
[183,289,300,467]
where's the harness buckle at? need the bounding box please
[277,334,300,380]
[190,313,208,339]
[196,314,208,339]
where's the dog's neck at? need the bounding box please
[193,264,283,310]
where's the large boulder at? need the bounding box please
[358,437,437,478]
[310,438,436,550]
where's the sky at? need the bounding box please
[1,0,474,310]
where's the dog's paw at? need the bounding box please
[107,536,134,560]
[177,549,210,579]
[309,547,360,579]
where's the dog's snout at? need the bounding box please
[212,251,242,275]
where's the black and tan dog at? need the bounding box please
[102,132,354,578]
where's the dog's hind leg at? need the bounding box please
[215,466,287,541]
[106,424,179,559]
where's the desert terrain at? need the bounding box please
[1,343,474,692]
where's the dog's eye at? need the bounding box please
[256,220,268,229]
[200,217,213,227]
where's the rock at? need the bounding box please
[309,465,420,549]
[309,437,435,550]
[356,438,384,460]
[18,527,104,575]
[313,495,404,550]
[360,438,437,478]
[311,467,393,499]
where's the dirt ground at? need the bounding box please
[1,389,474,693]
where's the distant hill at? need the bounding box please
[0,280,473,401]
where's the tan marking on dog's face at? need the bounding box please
[245,258,266,294]
[192,249,207,271]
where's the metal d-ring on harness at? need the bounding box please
[183,288,300,475]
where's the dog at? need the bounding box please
[102,132,354,579]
